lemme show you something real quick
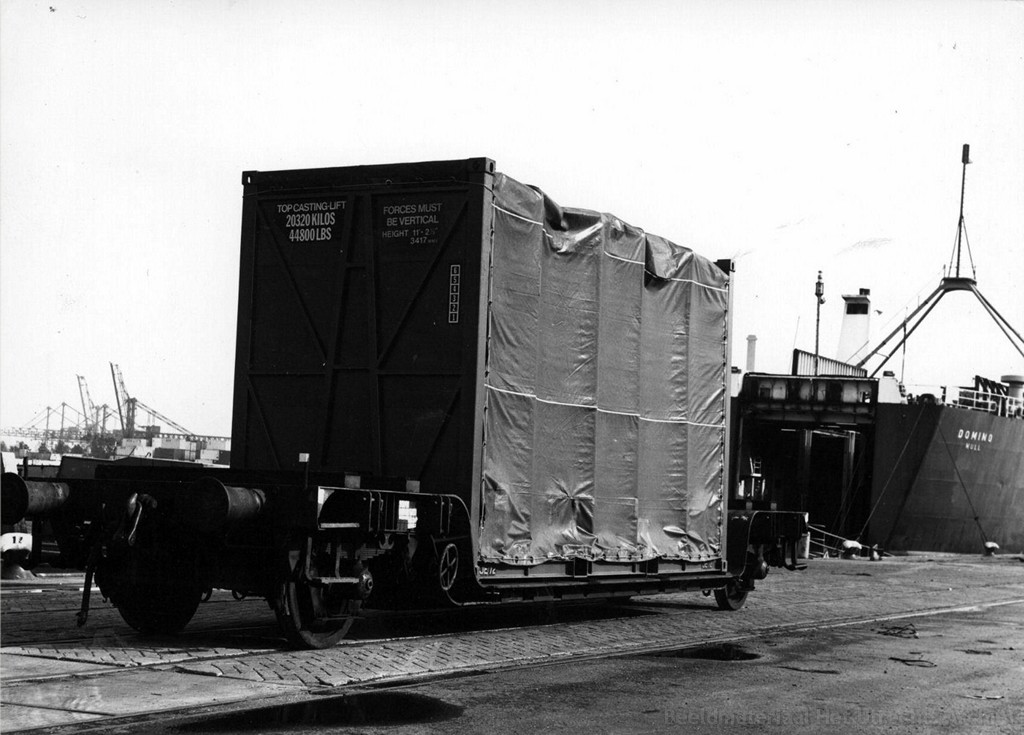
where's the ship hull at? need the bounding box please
[869,404,1024,554]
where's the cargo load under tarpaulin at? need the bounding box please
[232,158,728,570]
[481,174,727,565]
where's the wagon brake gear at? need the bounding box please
[76,532,104,628]
[438,542,459,592]
[119,493,144,547]
[79,491,141,627]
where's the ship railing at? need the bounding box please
[806,523,891,559]
[950,387,1024,419]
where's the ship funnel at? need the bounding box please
[746,335,757,372]
[1002,374,1024,401]
[837,288,871,363]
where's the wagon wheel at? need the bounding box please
[116,582,203,634]
[713,579,749,611]
[99,552,203,635]
[272,540,360,649]
[438,542,459,592]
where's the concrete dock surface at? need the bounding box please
[1,553,1022,733]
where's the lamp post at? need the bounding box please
[814,271,825,375]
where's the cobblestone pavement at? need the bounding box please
[1,555,1022,731]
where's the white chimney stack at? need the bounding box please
[746,335,757,372]
[837,288,871,363]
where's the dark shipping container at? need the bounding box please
[232,159,494,495]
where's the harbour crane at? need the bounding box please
[133,399,194,436]
[110,363,135,438]
[76,375,98,434]
[109,363,194,438]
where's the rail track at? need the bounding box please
[3,557,1024,734]
[1,583,659,652]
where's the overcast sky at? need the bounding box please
[2,0,1022,437]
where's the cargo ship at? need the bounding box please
[734,367,1024,555]
[732,145,1024,555]
[870,381,1024,553]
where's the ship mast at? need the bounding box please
[855,144,1024,376]
[951,144,976,280]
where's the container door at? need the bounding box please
[232,160,493,500]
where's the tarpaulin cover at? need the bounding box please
[480,173,729,565]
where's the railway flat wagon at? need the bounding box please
[2,159,805,648]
